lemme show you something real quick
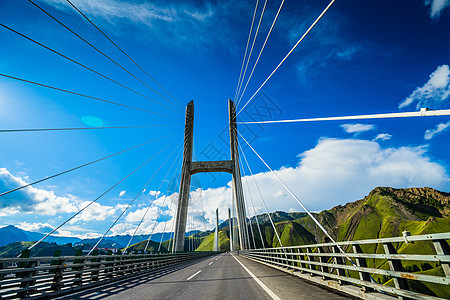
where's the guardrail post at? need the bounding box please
[287,249,294,269]
[297,248,306,272]
[118,254,126,275]
[51,258,66,292]
[317,247,329,280]
[352,244,373,292]
[90,250,102,282]
[104,251,114,279]
[306,247,316,275]
[277,249,281,266]
[0,261,4,288]
[383,242,409,299]
[17,250,37,298]
[332,246,346,285]
[432,239,450,277]
[72,250,85,286]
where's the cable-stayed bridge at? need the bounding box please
[1,0,450,299]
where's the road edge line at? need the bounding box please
[232,254,281,300]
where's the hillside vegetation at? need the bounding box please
[196,187,450,298]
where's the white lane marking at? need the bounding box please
[232,255,281,300]
[209,262,213,265]
[187,270,202,280]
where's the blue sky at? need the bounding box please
[0,0,449,239]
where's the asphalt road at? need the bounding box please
[61,253,351,300]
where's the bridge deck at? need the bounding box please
[57,253,350,300]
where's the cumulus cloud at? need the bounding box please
[341,123,375,134]
[148,190,162,197]
[399,65,450,109]
[125,206,159,223]
[425,0,450,19]
[0,168,78,216]
[424,121,450,139]
[17,222,54,233]
[373,133,393,141]
[187,138,449,217]
[111,138,450,233]
[4,138,449,235]
[119,191,126,197]
[70,202,125,223]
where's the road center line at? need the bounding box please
[209,262,213,265]
[187,270,202,280]
[232,255,281,300]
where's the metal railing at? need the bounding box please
[240,232,450,299]
[0,251,215,299]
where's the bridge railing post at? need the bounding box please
[352,244,373,292]
[288,248,294,269]
[306,247,315,276]
[275,249,280,265]
[0,261,4,289]
[331,246,346,285]
[50,258,66,292]
[89,253,102,282]
[317,247,329,280]
[297,248,306,272]
[16,258,38,298]
[432,239,450,277]
[72,254,85,286]
[104,251,114,279]
[383,242,409,299]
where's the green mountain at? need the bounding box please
[298,186,450,244]
[193,187,450,298]
[125,239,168,253]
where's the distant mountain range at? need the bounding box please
[0,224,199,250]
[0,225,81,247]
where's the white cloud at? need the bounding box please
[399,65,450,109]
[190,138,449,216]
[70,202,125,223]
[16,222,101,238]
[424,121,450,139]
[425,0,450,19]
[373,133,392,141]
[3,138,449,235]
[125,206,159,223]
[148,190,161,197]
[341,123,375,134]
[0,168,78,216]
[17,222,54,233]
[115,138,449,232]
[119,190,126,197]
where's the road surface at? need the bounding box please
[60,253,351,299]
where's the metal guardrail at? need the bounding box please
[0,251,215,299]
[240,232,450,300]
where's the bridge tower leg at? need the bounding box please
[229,99,250,250]
[228,208,233,251]
[173,101,194,252]
[213,209,219,251]
[173,100,249,252]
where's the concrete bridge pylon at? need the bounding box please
[172,100,250,252]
